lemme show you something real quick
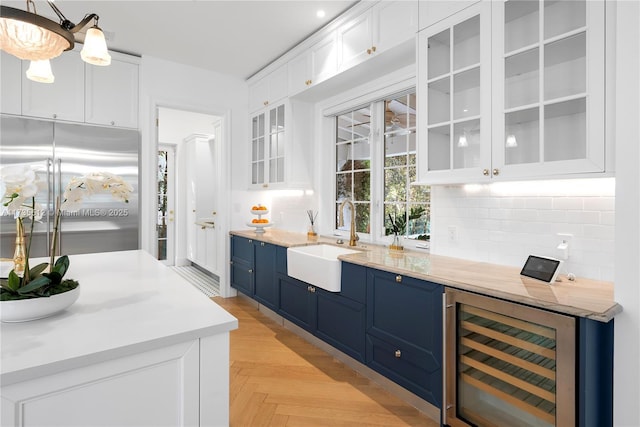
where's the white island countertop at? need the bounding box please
[1,250,238,386]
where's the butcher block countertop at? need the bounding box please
[231,229,621,322]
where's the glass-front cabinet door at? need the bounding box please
[250,102,287,188]
[417,1,492,184]
[491,0,605,178]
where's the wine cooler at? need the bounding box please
[444,289,576,427]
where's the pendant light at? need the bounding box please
[506,134,518,148]
[0,0,110,83]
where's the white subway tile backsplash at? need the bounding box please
[431,178,615,281]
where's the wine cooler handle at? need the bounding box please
[442,292,448,426]
[46,158,53,252]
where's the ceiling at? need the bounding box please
[3,0,358,80]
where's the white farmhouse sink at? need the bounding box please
[287,244,360,292]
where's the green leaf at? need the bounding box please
[29,262,49,278]
[53,255,69,278]
[43,271,62,285]
[6,270,21,292]
[17,275,51,295]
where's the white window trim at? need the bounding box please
[316,66,428,249]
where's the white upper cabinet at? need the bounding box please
[85,52,139,128]
[417,0,606,184]
[338,1,418,72]
[373,1,420,53]
[249,64,288,113]
[491,0,605,179]
[22,50,85,122]
[250,102,287,189]
[1,51,22,115]
[288,32,338,96]
[417,1,492,183]
[337,9,374,71]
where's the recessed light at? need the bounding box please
[316,10,326,18]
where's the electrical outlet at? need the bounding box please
[448,226,457,242]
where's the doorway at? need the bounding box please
[156,107,221,270]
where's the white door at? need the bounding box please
[157,145,176,265]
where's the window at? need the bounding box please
[383,93,430,240]
[334,90,430,243]
[335,106,371,233]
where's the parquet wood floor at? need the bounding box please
[213,296,439,427]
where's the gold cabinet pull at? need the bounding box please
[483,169,489,176]
[248,269,253,274]
[260,242,265,247]
[263,100,268,106]
[395,275,402,283]
[309,286,316,293]
[367,48,372,54]
[248,239,253,243]
[395,350,401,358]
[493,168,500,176]
[229,260,234,265]
[371,46,377,52]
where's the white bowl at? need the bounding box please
[1,286,80,322]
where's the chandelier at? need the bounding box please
[0,0,111,83]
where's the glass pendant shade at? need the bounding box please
[0,7,73,61]
[26,59,54,83]
[81,26,110,66]
[457,134,469,148]
[506,134,518,148]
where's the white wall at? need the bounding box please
[430,178,615,281]
[139,56,247,297]
[614,2,640,426]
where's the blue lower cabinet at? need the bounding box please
[253,241,277,311]
[366,267,443,408]
[230,259,253,296]
[315,288,366,363]
[278,275,316,332]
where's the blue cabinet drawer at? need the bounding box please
[231,235,254,263]
[316,288,366,363]
[231,259,253,295]
[367,333,441,406]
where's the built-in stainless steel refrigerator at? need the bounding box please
[0,115,140,258]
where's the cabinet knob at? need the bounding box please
[248,239,253,243]
[367,48,372,54]
[395,350,401,358]
[493,168,500,176]
[212,211,217,215]
[311,286,316,293]
[371,46,377,53]
[248,269,253,274]
[395,275,402,283]
[110,121,115,126]
[483,169,489,176]
[53,114,57,119]
[262,183,269,188]
[201,226,206,230]
[230,260,234,265]
[260,242,265,247]
[263,100,268,106]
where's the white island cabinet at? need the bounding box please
[1,250,238,427]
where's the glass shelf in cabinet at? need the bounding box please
[427,28,450,80]
[453,119,481,170]
[453,14,480,71]
[544,32,586,101]
[505,48,539,110]
[544,0,586,40]
[427,125,451,172]
[544,98,586,162]
[427,77,450,126]
[504,0,539,53]
[453,67,480,121]
[504,106,540,166]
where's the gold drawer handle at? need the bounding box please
[395,275,402,283]
[395,350,401,358]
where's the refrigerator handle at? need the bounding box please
[46,158,53,253]
[56,158,62,256]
